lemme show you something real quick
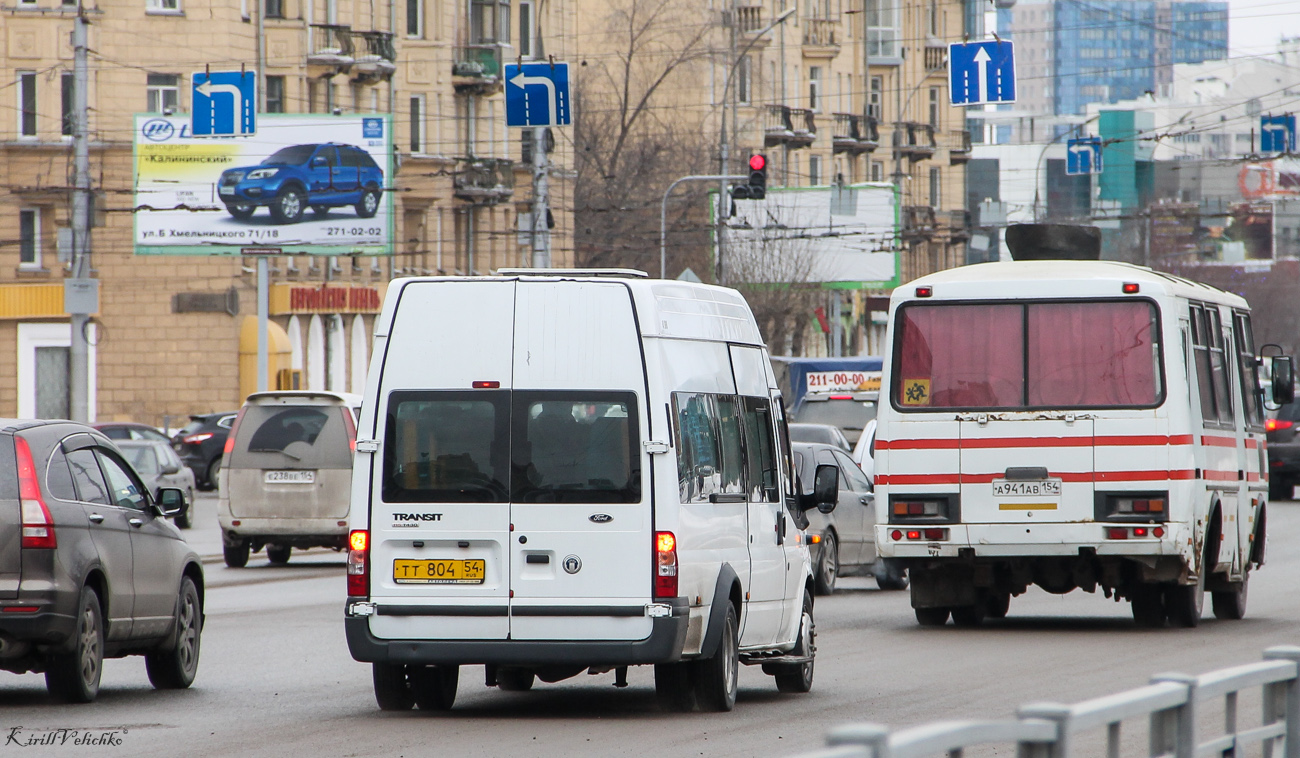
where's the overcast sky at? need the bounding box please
[1228,0,1300,57]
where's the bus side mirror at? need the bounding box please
[1273,355,1295,406]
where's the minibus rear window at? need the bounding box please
[894,300,1162,410]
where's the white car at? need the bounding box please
[851,418,877,482]
[344,269,837,713]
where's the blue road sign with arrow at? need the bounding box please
[192,71,257,137]
[949,41,1016,106]
[504,62,571,128]
[1067,137,1103,175]
[1261,114,1296,153]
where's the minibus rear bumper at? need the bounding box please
[876,522,1190,559]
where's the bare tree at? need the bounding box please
[572,0,718,273]
[726,208,823,353]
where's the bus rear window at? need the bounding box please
[894,300,1162,410]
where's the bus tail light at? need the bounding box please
[16,437,55,549]
[654,531,678,599]
[347,530,369,597]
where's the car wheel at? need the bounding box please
[1166,575,1205,628]
[693,604,738,712]
[311,205,330,217]
[914,606,950,626]
[266,544,291,565]
[372,663,415,711]
[174,490,193,530]
[223,540,250,568]
[1130,583,1167,627]
[355,187,381,218]
[496,667,535,692]
[654,663,696,712]
[269,186,306,224]
[206,456,222,490]
[145,576,202,689]
[225,202,256,220]
[410,665,459,710]
[874,559,909,591]
[1212,569,1249,620]
[813,532,837,596]
[45,587,104,703]
[772,592,815,694]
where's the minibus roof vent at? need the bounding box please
[1004,224,1102,261]
[497,268,649,279]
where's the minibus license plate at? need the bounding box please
[394,559,486,584]
[992,479,1061,497]
[264,470,315,484]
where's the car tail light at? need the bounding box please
[654,531,678,599]
[185,432,215,445]
[341,407,357,452]
[222,409,246,455]
[347,530,369,597]
[1266,418,1293,432]
[16,437,55,549]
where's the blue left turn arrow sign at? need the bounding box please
[192,71,257,137]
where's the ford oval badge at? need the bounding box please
[589,513,613,524]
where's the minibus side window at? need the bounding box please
[1234,312,1264,430]
[775,397,796,501]
[1207,307,1235,426]
[1190,305,1219,424]
[715,396,746,496]
[673,393,721,503]
[741,397,779,503]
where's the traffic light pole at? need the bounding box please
[660,174,746,279]
[69,0,91,422]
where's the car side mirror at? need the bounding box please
[813,464,839,514]
[1271,355,1295,407]
[155,487,186,518]
[160,462,180,475]
[312,156,328,168]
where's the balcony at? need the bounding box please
[735,4,764,33]
[308,24,355,76]
[453,157,514,204]
[764,105,816,149]
[802,17,840,55]
[949,129,972,165]
[946,209,971,240]
[350,31,396,82]
[452,44,503,94]
[924,43,948,73]
[895,122,936,161]
[901,205,937,241]
[832,113,879,154]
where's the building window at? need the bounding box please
[20,209,40,269]
[266,76,285,113]
[871,161,883,182]
[869,75,883,120]
[18,72,36,138]
[471,0,509,45]
[410,95,424,152]
[867,0,900,58]
[265,0,283,18]
[737,55,751,105]
[406,0,422,37]
[808,66,821,112]
[61,73,75,137]
[146,0,180,12]
[929,87,939,127]
[809,155,822,186]
[929,166,941,206]
[146,73,180,113]
[518,0,534,57]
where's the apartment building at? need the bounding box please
[1,0,573,423]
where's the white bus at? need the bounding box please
[874,257,1293,628]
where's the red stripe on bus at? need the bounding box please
[1202,470,1239,481]
[876,469,1198,485]
[1200,436,1239,448]
[879,434,1198,450]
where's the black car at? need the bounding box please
[0,420,203,702]
[172,412,238,490]
[1267,400,1300,499]
[93,422,172,444]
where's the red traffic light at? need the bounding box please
[749,154,767,171]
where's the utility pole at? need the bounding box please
[531,126,550,267]
[68,0,93,422]
[716,0,738,286]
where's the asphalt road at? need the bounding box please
[0,493,1296,757]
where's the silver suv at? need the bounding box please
[0,420,204,702]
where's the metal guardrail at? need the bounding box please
[795,646,1300,758]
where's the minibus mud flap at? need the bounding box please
[699,564,741,659]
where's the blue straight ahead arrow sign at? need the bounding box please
[504,62,571,128]
[949,41,1016,106]
[192,70,257,137]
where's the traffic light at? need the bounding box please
[730,154,768,200]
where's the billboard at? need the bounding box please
[133,114,393,255]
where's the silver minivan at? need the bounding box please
[218,391,361,567]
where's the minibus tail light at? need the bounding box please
[472,381,501,389]
[347,529,369,597]
[16,437,55,549]
[341,407,357,452]
[1122,282,1140,294]
[654,531,678,599]
[915,286,933,298]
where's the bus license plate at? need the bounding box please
[264,470,315,484]
[992,479,1061,497]
[394,559,486,584]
